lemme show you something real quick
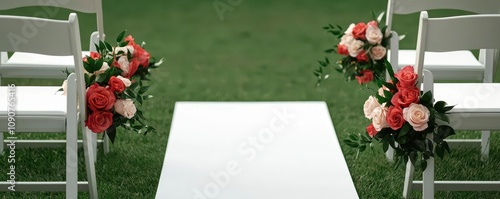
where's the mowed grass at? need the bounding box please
[1,0,500,198]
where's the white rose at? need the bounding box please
[117,56,130,76]
[348,39,364,57]
[117,75,131,87]
[94,62,109,75]
[365,25,383,45]
[403,103,430,131]
[61,80,68,96]
[370,45,387,60]
[114,46,134,56]
[371,104,389,131]
[114,99,137,119]
[363,96,380,119]
[344,23,356,35]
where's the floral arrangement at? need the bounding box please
[344,62,455,170]
[62,31,162,143]
[314,12,396,85]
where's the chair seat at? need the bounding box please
[1,51,91,78]
[389,50,484,80]
[433,83,500,113]
[0,86,67,132]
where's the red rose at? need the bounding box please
[355,70,374,85]
[86,83,116,112]
[366,123,378,138]
[108,76,126,93]
[367,20,378,27]
[90,52,101,60]
[125,59,140,78]
[356,50,369,62]
[85,111,113,133]
[386,106,405,130]
[395,65,417,90]
[337,44,349,56]
[352,22,367,40]
[124,35,136,46]
[132,45,151,67]
[391,86,420,108]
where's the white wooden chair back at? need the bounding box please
[414,11,500,87]
[0,0,104,39]
[0,13,87,133]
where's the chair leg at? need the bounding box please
[386,147,395,162]
[91,133,97,163]
[0,132,4,154]
[83,128,98,199]
[66,121,78,199]
[403,161,415,199]
[103,133,110,155]
[423,134,435,199]
[481,130,490,160]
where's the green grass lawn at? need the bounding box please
[1,0,500,198]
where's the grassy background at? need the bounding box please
[1,0,500,198]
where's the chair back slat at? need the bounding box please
[415,11,500,87]
[386,0,500,33]
[0,15,74,55]
[0,0,100,14]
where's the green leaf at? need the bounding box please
[435,144,444,159]
[382,141,389,152]
[99,41,106,51]
[359,144,367,152]
[420,91,433,105]
[381,81,396,91]
[83,60,93,74]
[119,41,129,47]
[385,59,395,78]
[92,58,104,72]
[344,139,359,148]
[105,124,116,144]
[435,125,455,142]
[116,30,126,42]
[435,112,450,123]
[324,49,335,53]
[399,123,412,137]
[420,159,427,171]
[376,94,389,104]
[434,101,447,113]
[96,73,109,84]
[138,86,150,94]
[136,94,143,105]
[409,151,417,166]
[383,89,394,100]
[104,41,113,52]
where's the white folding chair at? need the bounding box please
[0,0,110,156]
[385,0,500,160]
[403,11,500,199]
[0,13,97,198]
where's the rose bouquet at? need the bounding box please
[314,12,397,86]
[62,30,162,143]
[344,62,455,170]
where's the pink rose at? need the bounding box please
[365,25,383,45]
[403,103,430,131]
[370,45,386,60]
[114,99,137,119]
[367,20,378,27]
[348,40,364,57]
[371,105,389,131]
[363,96,380,119]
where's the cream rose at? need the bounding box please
[365,25,383,45]
[363,96,380,119]
[348,40,364,57]
[61,80,68,96]
[371,104,389,131]
[339,34,355,46]
[117,56,130,76]
[114,99,137,119]
[116,75,132,87]
[370,45,387,60]
[344,23,356,35]
[114,46,134,56]
[94,62,109,75]
[403,103,430,131]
